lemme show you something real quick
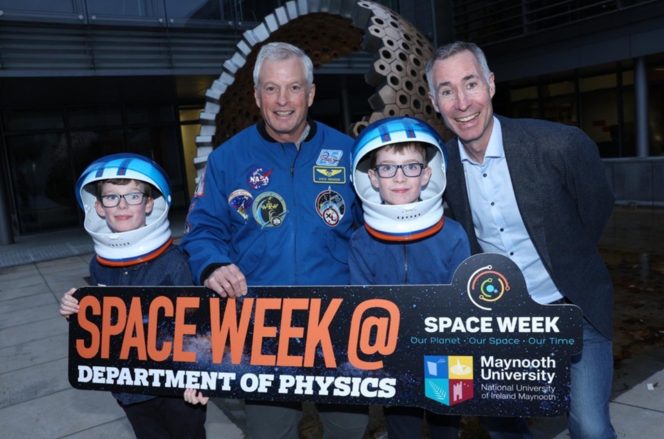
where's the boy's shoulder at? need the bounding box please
[350,226,388,254]
[96,243,192,286]
[350,225,371,245]
[152,243,188,264]
[351,218,465,243]
[91,243,188,274]
[441,215,468,237]
[442,215,463,228]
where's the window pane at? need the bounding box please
[126,105,175,125]
[0,0,75,13]
[4,110,64,131]
[581,89,619,157]
[510,86,537,102]
[6,133,78,233]
[650,75,664,156]
[508,100,540,119]
[579,73,617,92]
[70,129,126,177]
[543,80,575,97]
[178,106,202,123]
[86,0,151,16]
[164,0,222,20]
[621,89,636,157]
[179,108,202,197]
[68,107,122,129]
[542,96,577,126]
[127,126,186,207]
[235,0,281,22]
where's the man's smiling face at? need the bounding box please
[254,56,315,144]
[430,50,495,159]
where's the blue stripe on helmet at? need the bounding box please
[378,124,391,143]
[117,158,133,176]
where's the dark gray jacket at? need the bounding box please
[444,115,614,339]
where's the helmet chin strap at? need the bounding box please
[365,218,445,242]
[95,237,173,267]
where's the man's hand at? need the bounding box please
[204,264,247,297]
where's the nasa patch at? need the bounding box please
[248,167,272,190]
[252,191,288,228]
[228,189,253,221]
[315,188,345,227]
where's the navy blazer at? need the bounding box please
[444,115,615,339]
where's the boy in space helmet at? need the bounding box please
[349,116,470,438]
[58,153,208,438]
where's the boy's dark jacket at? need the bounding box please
[89,244,193,405]
[349,217,470,285]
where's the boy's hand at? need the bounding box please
[184,388,209,405]
[204,264,247,298]
[59,288,80,317]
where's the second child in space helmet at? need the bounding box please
[352,116,448,241]
[349,116,471,436]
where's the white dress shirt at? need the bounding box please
[459,117,563,305]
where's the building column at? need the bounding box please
[635,56,649,158]
[0,174,13,245]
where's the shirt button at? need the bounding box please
[490,202,495,206]
[509,251,514,256]
[500,228,504,232]
[483,173,487,177]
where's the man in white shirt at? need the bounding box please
[426,41,616,439]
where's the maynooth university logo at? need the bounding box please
[467,264,511,311]
[424,355,474,406]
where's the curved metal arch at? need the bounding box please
[193,0,446,180]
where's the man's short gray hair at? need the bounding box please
[253,42,314,88]
[425,41,492,95]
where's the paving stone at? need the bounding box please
[65,418,135,439]
[0,357,70,409]
[609,398,664,438]
[0,280,51,301]
[0,301,60,330]
[0,333,68,373]
[0,388,125,439]
[0,316,66,349]
[613,368,664,412]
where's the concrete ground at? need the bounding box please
[0,207,663,438]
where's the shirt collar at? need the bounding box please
[294,124,311,149]
[257,119,317,145]
[459,116,503,164]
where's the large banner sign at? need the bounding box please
[68,253,582,416]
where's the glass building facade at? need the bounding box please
[0,0,663,242]
[494,55,664,159]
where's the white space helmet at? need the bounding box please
[352,116,446,241]
[75,153,172,265]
